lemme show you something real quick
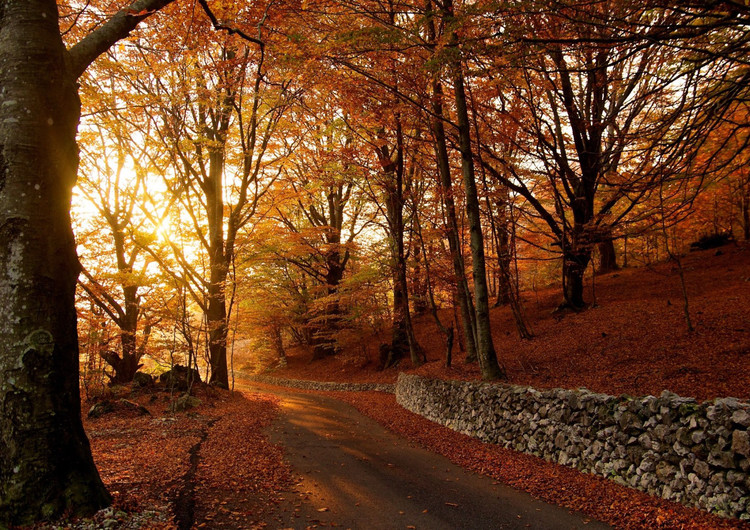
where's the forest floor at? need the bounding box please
[265,243,750,402]
[34,385,293,530]
[34,244,750,530]
[40,379,749,530]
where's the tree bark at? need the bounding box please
[379,128,423,368]
[425,1,478,364]
[597,234,619,274]
[444,0,505,380]
[562,251,590,310]
[0,1,111,523]
[428,80,478,364]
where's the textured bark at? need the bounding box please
[201,89,233,389]
[0,1,110,523]
[562,252,590,310]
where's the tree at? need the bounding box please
[0,0,180,523]
[472,1,711,309]
[438,0,505,379]
[375,120,426,368]
[107,3,294,387]
[75,104,157,384]
[271,105,371,359]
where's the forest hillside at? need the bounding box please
[257,244,750,402]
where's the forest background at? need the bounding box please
[1,0,749,526]
[69,0,750,391]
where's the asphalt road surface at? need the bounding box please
[253,386,610,530]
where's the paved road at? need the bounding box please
[252,386,610,530]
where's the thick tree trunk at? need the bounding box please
[206,144,230,388]
[562,250,591,310]
[0,1,111,523]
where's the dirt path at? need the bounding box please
[254,385,609,529]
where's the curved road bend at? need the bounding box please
[248,385,610,530]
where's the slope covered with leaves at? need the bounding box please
[270,245,750,402]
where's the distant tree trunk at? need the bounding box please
[271,325,287,367]
[310,259,344,360]
[411,242,429,315]
[389,267,410,364]
[0,1,111,523]
[597,229,619,274]
[115,285,143,382]
[492,197,512,306]
[559,176,595,311]
[379,122,423,368]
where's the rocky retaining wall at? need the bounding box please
[241,373,395,393]
[395,373,750,520]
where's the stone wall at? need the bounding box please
[241,373,395,393]
[395,373,750,520]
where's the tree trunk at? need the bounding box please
[206,143,230,388]
[597,236,619,274]
[207,277,229,388]
[388,268,410,366]
[425,4,478,364]
[493,198,512,306]
[0,1,111,523]
[271,325,286,367]
[445,6,505,379]
[379,126,423,368]
[310,257,344,360]
[411,242,429,315]
[428,81,478,364]
[741,180,750,241]
[562,250,591,310]
[106,284,142,384]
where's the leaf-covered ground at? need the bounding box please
[35,245,748,529]
[37,386,292,529]
[253,245,750,529]
[271,244,750,402]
